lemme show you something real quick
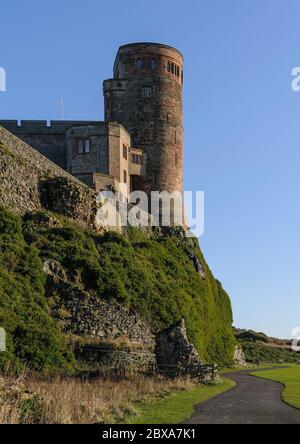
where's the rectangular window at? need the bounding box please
[132,154,142,164]
[142,86,153,97]
[78,139,90,155]
[124,170,127,184]
[123,144,128,160]
[136,58,142,69]
[78,140,84,154]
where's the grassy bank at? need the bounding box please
[251,365,300,409]
[0,375,199,424]
[0,374,235,424]
[0,205,235,372]
[128,378,236,424]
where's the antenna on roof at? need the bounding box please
[60,98,64,120]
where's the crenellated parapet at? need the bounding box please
[0,120,101,134]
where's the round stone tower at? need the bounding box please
[103,42,183,194]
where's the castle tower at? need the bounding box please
[103,42,183,194]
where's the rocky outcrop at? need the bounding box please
[43,259,155,348]
[156,319,218,381]
[43,261,218,378]
[43,258,156,374]
[39,177,98,228]
[233,345,247,367]
[156,319,203,375]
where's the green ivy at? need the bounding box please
[0,206,235,371]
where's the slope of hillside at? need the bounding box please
[0,127,236,372]
[234,328,300,364]
[0,205,235,371]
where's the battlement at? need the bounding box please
[0,120,103,135]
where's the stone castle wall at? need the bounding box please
[0,126,98,229]
[0,120,99,169]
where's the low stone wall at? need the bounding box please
[78,345,156,376]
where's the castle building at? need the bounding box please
[0,42,183,201]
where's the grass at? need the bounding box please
[251,365,300,409]
[0,373,236,424]
[0,205,235,372]
[0,374,200,424]
[127,377,236,424]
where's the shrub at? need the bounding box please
[0,206,75,373]
[0,205,235,371]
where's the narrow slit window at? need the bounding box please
[78,140,84,155]
[123,144,128,160]
[142,86,153,97]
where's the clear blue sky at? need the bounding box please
[1,0,299,338]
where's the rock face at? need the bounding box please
[43,259,155,348]
[43,258,156,374]
[233,345,247,367]
[39,177,97,228]
[156,319,203,376]
[43,261,217,377]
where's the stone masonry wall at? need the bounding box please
[0,126,98,229]
[0,120,100,169]
[104,43,183,194]
[43,259,155,347]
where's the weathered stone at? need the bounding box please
[0,127,99,231]
[156,319,203,374]
[104,43,183,194]
[43,260,155,348]
[233,345,247,367]
[156,319,218,382]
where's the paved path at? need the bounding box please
[186,368,300,424]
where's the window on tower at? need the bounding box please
[142,85,153,97]
[136,57,156,70]
[136,58,142,70]
[167,62,181,79]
